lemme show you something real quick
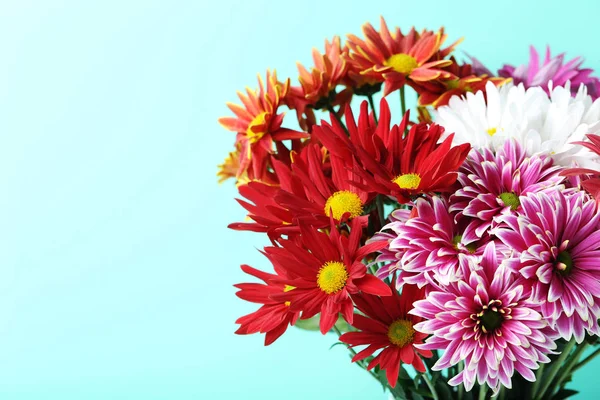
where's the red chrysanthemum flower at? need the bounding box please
[228,178,296,239]
[276,143,375,226]
[312,98,471,203]
[267,219,391,334]
[339,281,432,388]
[413,57,511,108]
[234,264,300,345]
[346,17,460,96]
[218,70,307,178]
[227,146,314,238]
[229,142,378,238]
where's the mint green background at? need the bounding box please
[1,0,599,399]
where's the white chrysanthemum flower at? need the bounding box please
[433,81,600,168]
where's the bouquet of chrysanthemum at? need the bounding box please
[218,17,600,399]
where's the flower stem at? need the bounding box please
[572,347,600,373]
[327,105,349,136]
[332,325,379,382]
[376,195,386,228]
[533,338,577,400]
[478,384,488,400]
[457,362,464,400]
[551,342,588,395]
[422,373,439,400]
[400,86,406,116]
[367,94,378,124]
[368,264,378,276]
[498,386,506,400]
[530,362,544,399]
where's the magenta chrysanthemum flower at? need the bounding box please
[499,46,600,100]
[493,190,600,342]
[382,196,485,288]
[450,139,562,241]
[410,242,556,394]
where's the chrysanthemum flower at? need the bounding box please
[414,57,510,108]
[411,242,556,394]
[313,99,470,203]
[229,143,375,238]
[450,139,562,240]
[284,38,353,132]
[234,264,300,345]
[267,219,391,334]
[383,196,485,288]
[339,282,432,388]
[275,143,374,226]
[493,190,600,342]
[346,17,460,96]
[296,36,352,110]
[228,178,296,239]
[562,133,600,201]
[496,46,600,99]
[434,81,600,168]
[217,149,242,184]
[218,70,307,178]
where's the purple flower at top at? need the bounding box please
[410,242,556,394]
[493,190,600,343]
[450,139,562,241]
[473,46,600,99]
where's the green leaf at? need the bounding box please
[328,342,346,350]
[551,389,579,400]
[294,315,320,331]
[398,365,412,380]
[375,368,408,398]
[293,314,351,332]
[434,379,453,400]
[334,317,351,332]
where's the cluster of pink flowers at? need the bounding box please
[372,139,600,393]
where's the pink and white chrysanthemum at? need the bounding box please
[382,196,485,288]
[450,139,562,241]
[410,242,556,394]
[493,190,600,342]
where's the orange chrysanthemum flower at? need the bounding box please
[286,37,353,132]
[414,57,511,108]
[297,36,352,108]
[218,70,307,179]
[346,17,461,96]
[217,149,241,184]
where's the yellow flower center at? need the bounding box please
[385,54,419,75]
[283,285,295,307]
[387,319,415,347]
[393,173,421,190]
[316,261,348,294]
[324,191,363,220]
[487,127,497,136]
[446,79,460,90]
[246,112,268,144]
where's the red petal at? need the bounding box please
[355,274,392,296]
